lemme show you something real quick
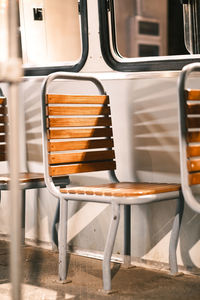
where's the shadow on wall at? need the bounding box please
[128,79,200,270]
[131,79,180,182]
[24,88,43,165]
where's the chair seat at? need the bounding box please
[0,172,44,184]
[60,182,181,197]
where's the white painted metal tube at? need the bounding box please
[8,1,23,300]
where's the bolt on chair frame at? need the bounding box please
[41,72,184,293]
[178,62,200,214]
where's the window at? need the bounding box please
[98,0,199,71]
[18,0,88,76]
[112,0,187,58]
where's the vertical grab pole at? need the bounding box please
[124,205,131,266]
[8,1,23,300]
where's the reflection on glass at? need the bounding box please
[113,0,187,58]
[19,0,81,66]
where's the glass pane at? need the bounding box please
[139,21,159,36]
[139,44,159,56]
[113,0,188,58]
[19,0,81,65]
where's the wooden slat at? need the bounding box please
[0,97,6,105]
[48,139,114,152]
[49,117,111,127]
[186,89,200,100]
[0,116,7,123]
[0,153,6,161]
[48,128,113,139]
[48,106,110,116]
[49,161,116,176]
[187,132,200,143]
[0,135,6,143]
[0,144,6,152]
[49,150,115,165]
[187,159,200,172]
[187,103,200,114]
[0,106,7,115]
[0,125,5,133]
[187,145,200,157]
[47,94,109,104]
[188,172,200,185]
[187,118,200,128]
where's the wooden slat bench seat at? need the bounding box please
[61,182,180,197]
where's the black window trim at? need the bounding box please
[24,0,88,76]
[98,0,200,72]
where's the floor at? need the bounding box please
[0,240,200,300]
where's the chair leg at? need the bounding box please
[52,201,60,249]
[21,189,26,245]
[58,197,70,283]
[52,183,69,249]
[169,190,184,274]
[102,203,120,292]
[124,204,131,267]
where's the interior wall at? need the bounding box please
[0,73,199,272]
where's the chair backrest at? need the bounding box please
[184,89,200,185]
[0,95,7,163]
[178,62,200,213]
[45,93,116,177]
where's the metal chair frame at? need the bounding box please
[178,62,200,213]
[41,72,184,293]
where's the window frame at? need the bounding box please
[98,0,200,72]
[23,0,88,76]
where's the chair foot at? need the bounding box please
[169,272,184,277]
[121,264,136,270]
[57,279,72,284]
[52,242,58,252]
[98,289,118,295]
[122,255,135,269]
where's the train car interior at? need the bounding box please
[0,0,200,299]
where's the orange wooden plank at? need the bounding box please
[187,145,200,157]
[48,106,110,116]
[0,97,6,105]
[49,117,111,127]
[186,89,200,100]
[49,161,116,176]
[187,132,200,143]
[187,159,200,172]
[0,135,6,143]
[187,103,200,114]
[47,94,109,104]
[48,128,113,139]
[0,153,6,161]
[187,118,200,128]
[0,106,7,115]
[189,172,200,185]
[49,150,115,164]
[48,139,114,152]
[0,125,6,133]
